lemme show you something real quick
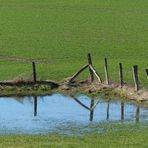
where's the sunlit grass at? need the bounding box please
[0,0,147,88]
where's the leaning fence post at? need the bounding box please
[87,53,94,82]
[133,65,139,91]
[104,57,109,85]
[119,63,124,87]
[145,69,148,79]
[32,62,37,83]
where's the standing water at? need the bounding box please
[0,93,147,134]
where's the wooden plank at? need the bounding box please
[69,64,89,82]
[89,65,102,83]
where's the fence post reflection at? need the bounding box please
[107,99,110,120]
[136,105,140,123]
[121,101,124,121]
[90,98,94,121]
[34,96,37,116]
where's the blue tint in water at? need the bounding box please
[0,93,147,134]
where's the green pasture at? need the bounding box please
[0,127,148,148]
[0,0,147,87]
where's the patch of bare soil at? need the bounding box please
[59,78,148,102]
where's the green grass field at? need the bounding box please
[0,129,148,148]
[0,1,148,146]
[0,0,147,87]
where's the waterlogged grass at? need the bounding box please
[0,0,147,87]
[0,85,52,96]
[0,125,148,148]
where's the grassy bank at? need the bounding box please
[0,0,147,88]
[0,129,148,148]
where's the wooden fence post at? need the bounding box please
[87,53,94,82]
[119,63,124,87]
[133,65,139,91]
[104,58,109,85]
[32,62,36,83]
[145,69,148,79]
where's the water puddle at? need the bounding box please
[0,93,148,134]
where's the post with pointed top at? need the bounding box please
[32,62,37,83]
[104,58,109,85]
[119,63,124,88]
[87,53,94,82]
[133,65,139,91]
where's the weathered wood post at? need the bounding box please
[104,57,109,85]
[69,64,89,82]
[87,53,94,82]
[34,96,37,116]
[145,69,148,79]
[119,63,124,88]
[133,65,139,91]
[32,62,37,83]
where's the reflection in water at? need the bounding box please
[90,98,94,121]
[107,100,110,120]
[32,95,142,123]
[34,96,37,116]
[72,96,99,121]
[136,105,140,123]
[0,94,147,134]
[121,101,124,121]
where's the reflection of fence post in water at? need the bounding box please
[136,105,140,123]
[72,96,100,122]
[121,101,124,121]
[34,96,37,116]
[107,100,110,120]
[90,98,94,121]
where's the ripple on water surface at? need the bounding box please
[0,93,147,134]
